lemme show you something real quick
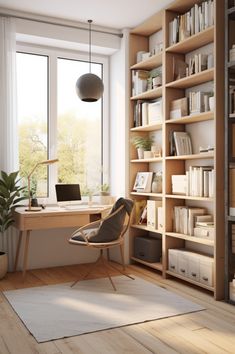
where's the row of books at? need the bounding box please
[173,205,214,237]
[232,224,235,254]
[135,199,163,231]
[189,91,213,115]
[171,166,215,198]
[229,85,235,114]
[230,44,235,62]
[132,70,148,96]
[170,131,192,156]
[169,0,214,46]
[188,53,209,76]
[133,99,162,127]
[131,69,162,97]
[173,53,212,81]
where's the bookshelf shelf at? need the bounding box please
[165,194,214,202]
[166,26,214,54]
[131,192,163,198]
[129,0,224,300]
[165,111,214,124]
[131,52,163,70]
[130,123,162,132]
[166,232,214,246]
[131,157,162,163]
[131,257,163,271]
[165,152,214,160]
[166,68,214,89]
[131,224,162,234]
[166,270,214,292]
[131,86,162,100]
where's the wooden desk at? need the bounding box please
[13,206,111,277]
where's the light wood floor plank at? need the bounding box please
[1,263,235,354]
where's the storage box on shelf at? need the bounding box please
[129,0,224,300]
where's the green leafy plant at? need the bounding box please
[0,171,26,234]
[131,136,153,151]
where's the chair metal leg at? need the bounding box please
[119,243,125,271]
[100,252,116,291]
[71,250,102,288]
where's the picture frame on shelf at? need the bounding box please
[133,172,153,193]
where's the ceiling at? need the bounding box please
[0,0,174,30]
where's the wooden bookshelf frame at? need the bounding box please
[129,0,225,300]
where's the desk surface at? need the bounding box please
[13,205,112,231]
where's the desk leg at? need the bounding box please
[14,231,23,272]
[22,230,31,278]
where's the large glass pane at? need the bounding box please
[17,52,48,197]
[57,58,102,195]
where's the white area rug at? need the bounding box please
[3,276,204,342]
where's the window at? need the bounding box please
[17,52,48,197]
[16,46,108,200]
[57,58,102,194]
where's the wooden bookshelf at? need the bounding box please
[165,152,214,160]
[166,68,214,89]
[131,257,163,271]
[166,26,214,54]
[130,123,162,132]
[131,52,162,70]
[165,111,214,124]
[131,157,162,163]
[131,86,162,100]
[129,0,224,300]
[166,232,214,246]
[132,224,163,234]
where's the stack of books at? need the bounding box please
[169,0,214,46]
[170,97,188,119]
[194,218,214,240]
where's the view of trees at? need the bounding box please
[19,113,101,197]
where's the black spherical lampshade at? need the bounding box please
[75,73,104,102]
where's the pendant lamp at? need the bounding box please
[75,20,104,102]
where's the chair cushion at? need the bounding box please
[72,228,98,242]
[71,198,134,244]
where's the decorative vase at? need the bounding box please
[137,148,144,159]
[0,252,8,279]
[151,172,163,193]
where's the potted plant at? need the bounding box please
[94,183,111,205]
[131,135,153,159]
[0,171,26,279]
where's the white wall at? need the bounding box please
[109,29,130,263]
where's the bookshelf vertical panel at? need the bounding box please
[214,0,225,300]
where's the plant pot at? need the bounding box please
[0,252,8,279]
[137,148,144,159]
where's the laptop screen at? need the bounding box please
[55,184,81,203]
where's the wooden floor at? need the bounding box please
[1,263,235,354]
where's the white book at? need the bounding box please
[147,200,157,229]
[188,208,205,236]
[158,207,163,230]
[142,102,149,126]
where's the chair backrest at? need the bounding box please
[89,198,134,243]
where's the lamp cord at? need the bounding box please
[88,19,92,73]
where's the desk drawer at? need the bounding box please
[24,214,90,230]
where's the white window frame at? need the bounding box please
[16,43,109,203]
